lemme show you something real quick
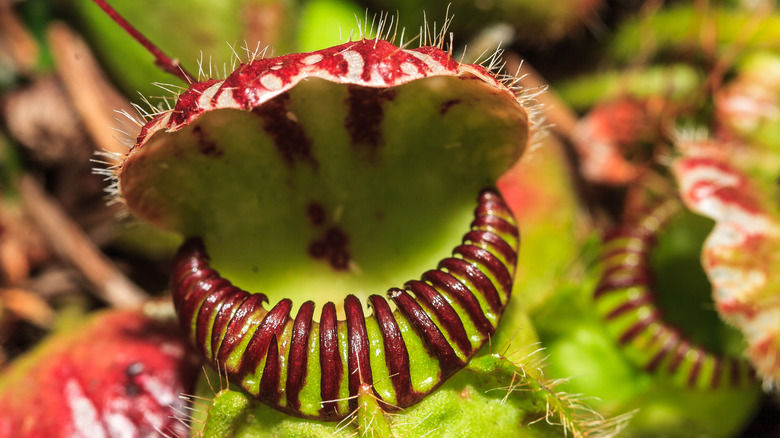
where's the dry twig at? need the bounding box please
[47,22,136,159]
[19,175,148,308]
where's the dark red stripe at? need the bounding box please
[594,271,650,298]
[438,257,502,313]
[687,348,705,387]
[474,200,514,223]
[600,263,646,282]
[253,93,317,169]
[210,290,249,359]
[600,240,649,260]
[172,267,218,316]
[454,244,513,296]
[286,301,315,411]
[216,293,269,366]
[422,269,493,335]
[463,230,517,267]
[477,190,503,205]
[194,285,241,360]
[170,253,209,300]
[345,86,396,159]
[180,277,231,336]
[604,293,653,320]
[710,356,722,389]
[170,238,208,274]
[667,340,691,373]
[319,302,342,418]
[470,216,518,241]
[618,311,659,345]
[644,331,679,372]
[237,299,292,382]
[259,334,281,405]
[729,357,743,387]
[389,288,464,378]
[368,295,414,407]
[345,294,372,410]
[406,280,471,354]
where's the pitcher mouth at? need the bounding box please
[108,26,535,309]
[169,189,519,420]
[595,198,754,389]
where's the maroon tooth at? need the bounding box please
[463,230,517,267]
[600,262,647,282]
[666,340,691,373]
[438,257,502,313]
[170,253,209,288]
[474,201,515,225]
[368,295,414,407]
[170,241,216,308]
[172,267,219,317]
[259,334,281,405]
[405,280,472,354]
[618,310,660,345]
[470,215,519,242]
[710,356,722,389]
[216,293,269,366]
[286,301,315,412]
[600,238,650,260]
[605,293,653,320]
[475,199,512,217]
[210,291,250,358]
[645,335,678,372]
[319,302,342,418]
[454,244,513,296]
[389,288,464,378]
[180,277,232,335]
[687,347,705,387]
[730,357,744,387]
[593,270,650,298]
[195,285,242,360]
[645,331,680,372]
[422,269,494,335]
[345,294,373,410]
[171,238,209,275]
[236,299,293,382]
[477,189,504,205]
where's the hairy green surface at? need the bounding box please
[193,353,605,438]
[545,320,762,438]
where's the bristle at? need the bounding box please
[114,108,145,127]
[151,81,186,96]
[387,13,398,44]
[226,41,241,71]
[421,11,430,47]
[353,13,363,40]
[368,12,378,40]
[197,51,206,81]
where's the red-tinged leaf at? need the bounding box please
[673,153,780,384]
[0,309,201,438]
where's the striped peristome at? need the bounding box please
[594,199,755,390]
[170,189,519,420]
[132,39,510,152]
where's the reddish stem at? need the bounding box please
[91,0,193,84]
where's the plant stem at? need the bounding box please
[90,0,193,84]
